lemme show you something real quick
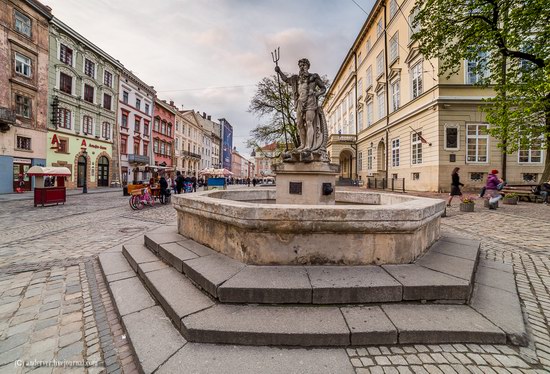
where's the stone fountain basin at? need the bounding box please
[173,189,445,265]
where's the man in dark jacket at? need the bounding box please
[175,171,184,194]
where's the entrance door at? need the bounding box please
[97,156,109,187]
[77,156,86,187]
[12,163,31,191]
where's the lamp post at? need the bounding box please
[82,149,88,194]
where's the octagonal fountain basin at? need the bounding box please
[173,189,445,265]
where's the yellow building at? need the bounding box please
[323,0,545,192]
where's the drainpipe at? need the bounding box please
[354,51,358,180]
[383,3,390,184]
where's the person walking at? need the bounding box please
[252,178,257,187]
[447,167,464,206]
[485,169,503,209]
[191,176,197,192]
[175,171,184,194]
[166,174,173,194]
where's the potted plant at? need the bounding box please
[460,196,475,212]
[503,192,519,205]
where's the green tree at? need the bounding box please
[411,0,550,181]
[247,73,330,156]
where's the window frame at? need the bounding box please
[358,151,363,171]
[444,123,460,150]
[518,142,543,164]
[104,70,113,87]
[83,84,94,104]
[411,62,423,99]
[84,58,95,79]
[14,9,32,37]
[58,108,71,129]
[59,72,73,95]
[390,32,399,63]
[102,122,111,140]
[376,52,385,78]
[392,138,400,167]
[15,94,31,118]
[16,135,32,150]
[15,52,32,77]
[391,80,400,112]
[411,132,423,165]
[103,93,112,110]
[367,148,373,170]
[466,123,489,163]
[82,115,94,135]
[59,44,73,66]
[376,90,385,119]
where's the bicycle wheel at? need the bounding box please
[129,195,138,210]
[134,196,144,210]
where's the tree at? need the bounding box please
[411,0,550,181]
[247,73,330,157]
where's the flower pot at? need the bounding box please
[460,202,475,212]
[503,197,518,205]
[483,199,499,208]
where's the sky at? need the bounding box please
[43,0,375,158]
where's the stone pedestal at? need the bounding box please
[272,162,339,205]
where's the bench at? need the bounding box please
[500,184,543,203]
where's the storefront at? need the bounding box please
[12,157,33,191]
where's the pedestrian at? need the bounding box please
[175,171,184,194]
[247,177,251,187]
[159,175,168,200]
[447,167,464,207]
[192,176,197,192]
[252,178,257,187]
[485,169,503,209]
[166,174,173,193]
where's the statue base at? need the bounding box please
[272,161,339,205]
[281,149,329,163]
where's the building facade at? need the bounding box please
[118,69,155,185]
[152,99,175,170]
[46,17,122,190]
[323,0,545,191]
[179,110,203,177]
[0,0,52,193]
[253,142,280,178]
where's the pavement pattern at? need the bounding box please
[0,188,549,373]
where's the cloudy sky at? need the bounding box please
[44,0,375,157]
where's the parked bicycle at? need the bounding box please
[129,187,155,210]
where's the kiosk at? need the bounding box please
[27,166,71,207]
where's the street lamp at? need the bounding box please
[82,149,88,194]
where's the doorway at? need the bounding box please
[77,156,86,187]
[12,163,31,191]
[97,156,109,187]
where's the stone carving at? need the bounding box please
[275,58,329,162]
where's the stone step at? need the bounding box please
[142,231,480,304]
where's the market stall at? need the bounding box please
[26,166,71,207]
[199,168,233,190]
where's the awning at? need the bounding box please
[199,168,233,176]
[27,166,72,177]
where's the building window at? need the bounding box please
[391,81,400,112]
[412,172,420,180]
[358,152,363,171]
[14,10,31,37]
[84,59,95,78]
[390,32,399,63]
[445,125,459,150]
[59,72,72,94]
[366,38,372,54]
[366,66,373,89]
[143,142,148,156]
[167,123,172,137]
[470,172,484,181]
[134,142,140,155]
[59,44,73,66]
[161,121,167,135]
[518,144,542,163]
[154,118,159,132]
[15,95,31,118]
[84,84,94,103]
[143,121,149,135]
[366,101,373,126]
[161,142,166,155]
[376,19,383,38]
[58,138,68,153]
[409,8,420,41]
[466,52,488,84]
[122,91,128,104]
[16,136,31,150]
[411,62,423,99]
[390,0,398,19]
[59,108,71,129]
[121,113,128,128]
[120,137,127,155]
[392,138,400,167]
[466,124,488,163]
[144,103,149,115]
[102,122,111,139]
[134,118,140,133]
[367,149,373,170]
[377,91,385,119]
[376,52,384,77]
[135,98,141,110]
[357,110,363,132]
[15,53,31,77]
[154,139,159,153]
[412,132,423,164]
[104,71,112,87]
[83,115,93,135]
[103,93,111,110]
[522,173,538,182]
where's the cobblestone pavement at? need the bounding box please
[0,188,550,373]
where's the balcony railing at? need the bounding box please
[182,150,201,159]
[128,154,150,164]
[0,107,16,124]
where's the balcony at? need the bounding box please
[0,107,16,132]
[182,150,201,159]
[128,154,150,164]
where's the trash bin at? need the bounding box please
[123,186,129,196]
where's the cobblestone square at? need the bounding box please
[0,190,549,373]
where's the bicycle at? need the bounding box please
[129,188,155,210]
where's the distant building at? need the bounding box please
[0,0,52,193]
[254,142,281,178]
[152,99,175,171]
[178,110,203,177]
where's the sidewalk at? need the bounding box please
[0,188,123,203]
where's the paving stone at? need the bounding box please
[381,304,506,344]
[340,306,397,345]
[109,277,155,316]
[98,252,134,276]
[143,267,214,329]
[59,331,82,347]
[157,342,354,374]
[416,252,476,282]
[123,244,159,271]
[122,306,186,374]
[182,304,350,346]
[474,265,517,294]
[382,264,470,301]
[57,341,83,361]
[157,242,197,272]
[477,258,513,274]
[0,333,28,353]
[430,239,480,261]
[306,266,401,304]
[470,284,528,346]
[181,253,245,297]
[0,346,24,366]
[218,266,312,303]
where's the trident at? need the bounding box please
[271,47,289,151]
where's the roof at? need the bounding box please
[27,166,71,176]
[261,142,280,151]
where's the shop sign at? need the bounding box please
[13,158,31,164]
[80,139,107,150]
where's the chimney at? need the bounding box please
[202,112,206,119]
[170,100,174,106]
[207,115,211,120]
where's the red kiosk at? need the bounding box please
[27,166,71,207]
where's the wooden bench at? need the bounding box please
[500,184,543,203]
